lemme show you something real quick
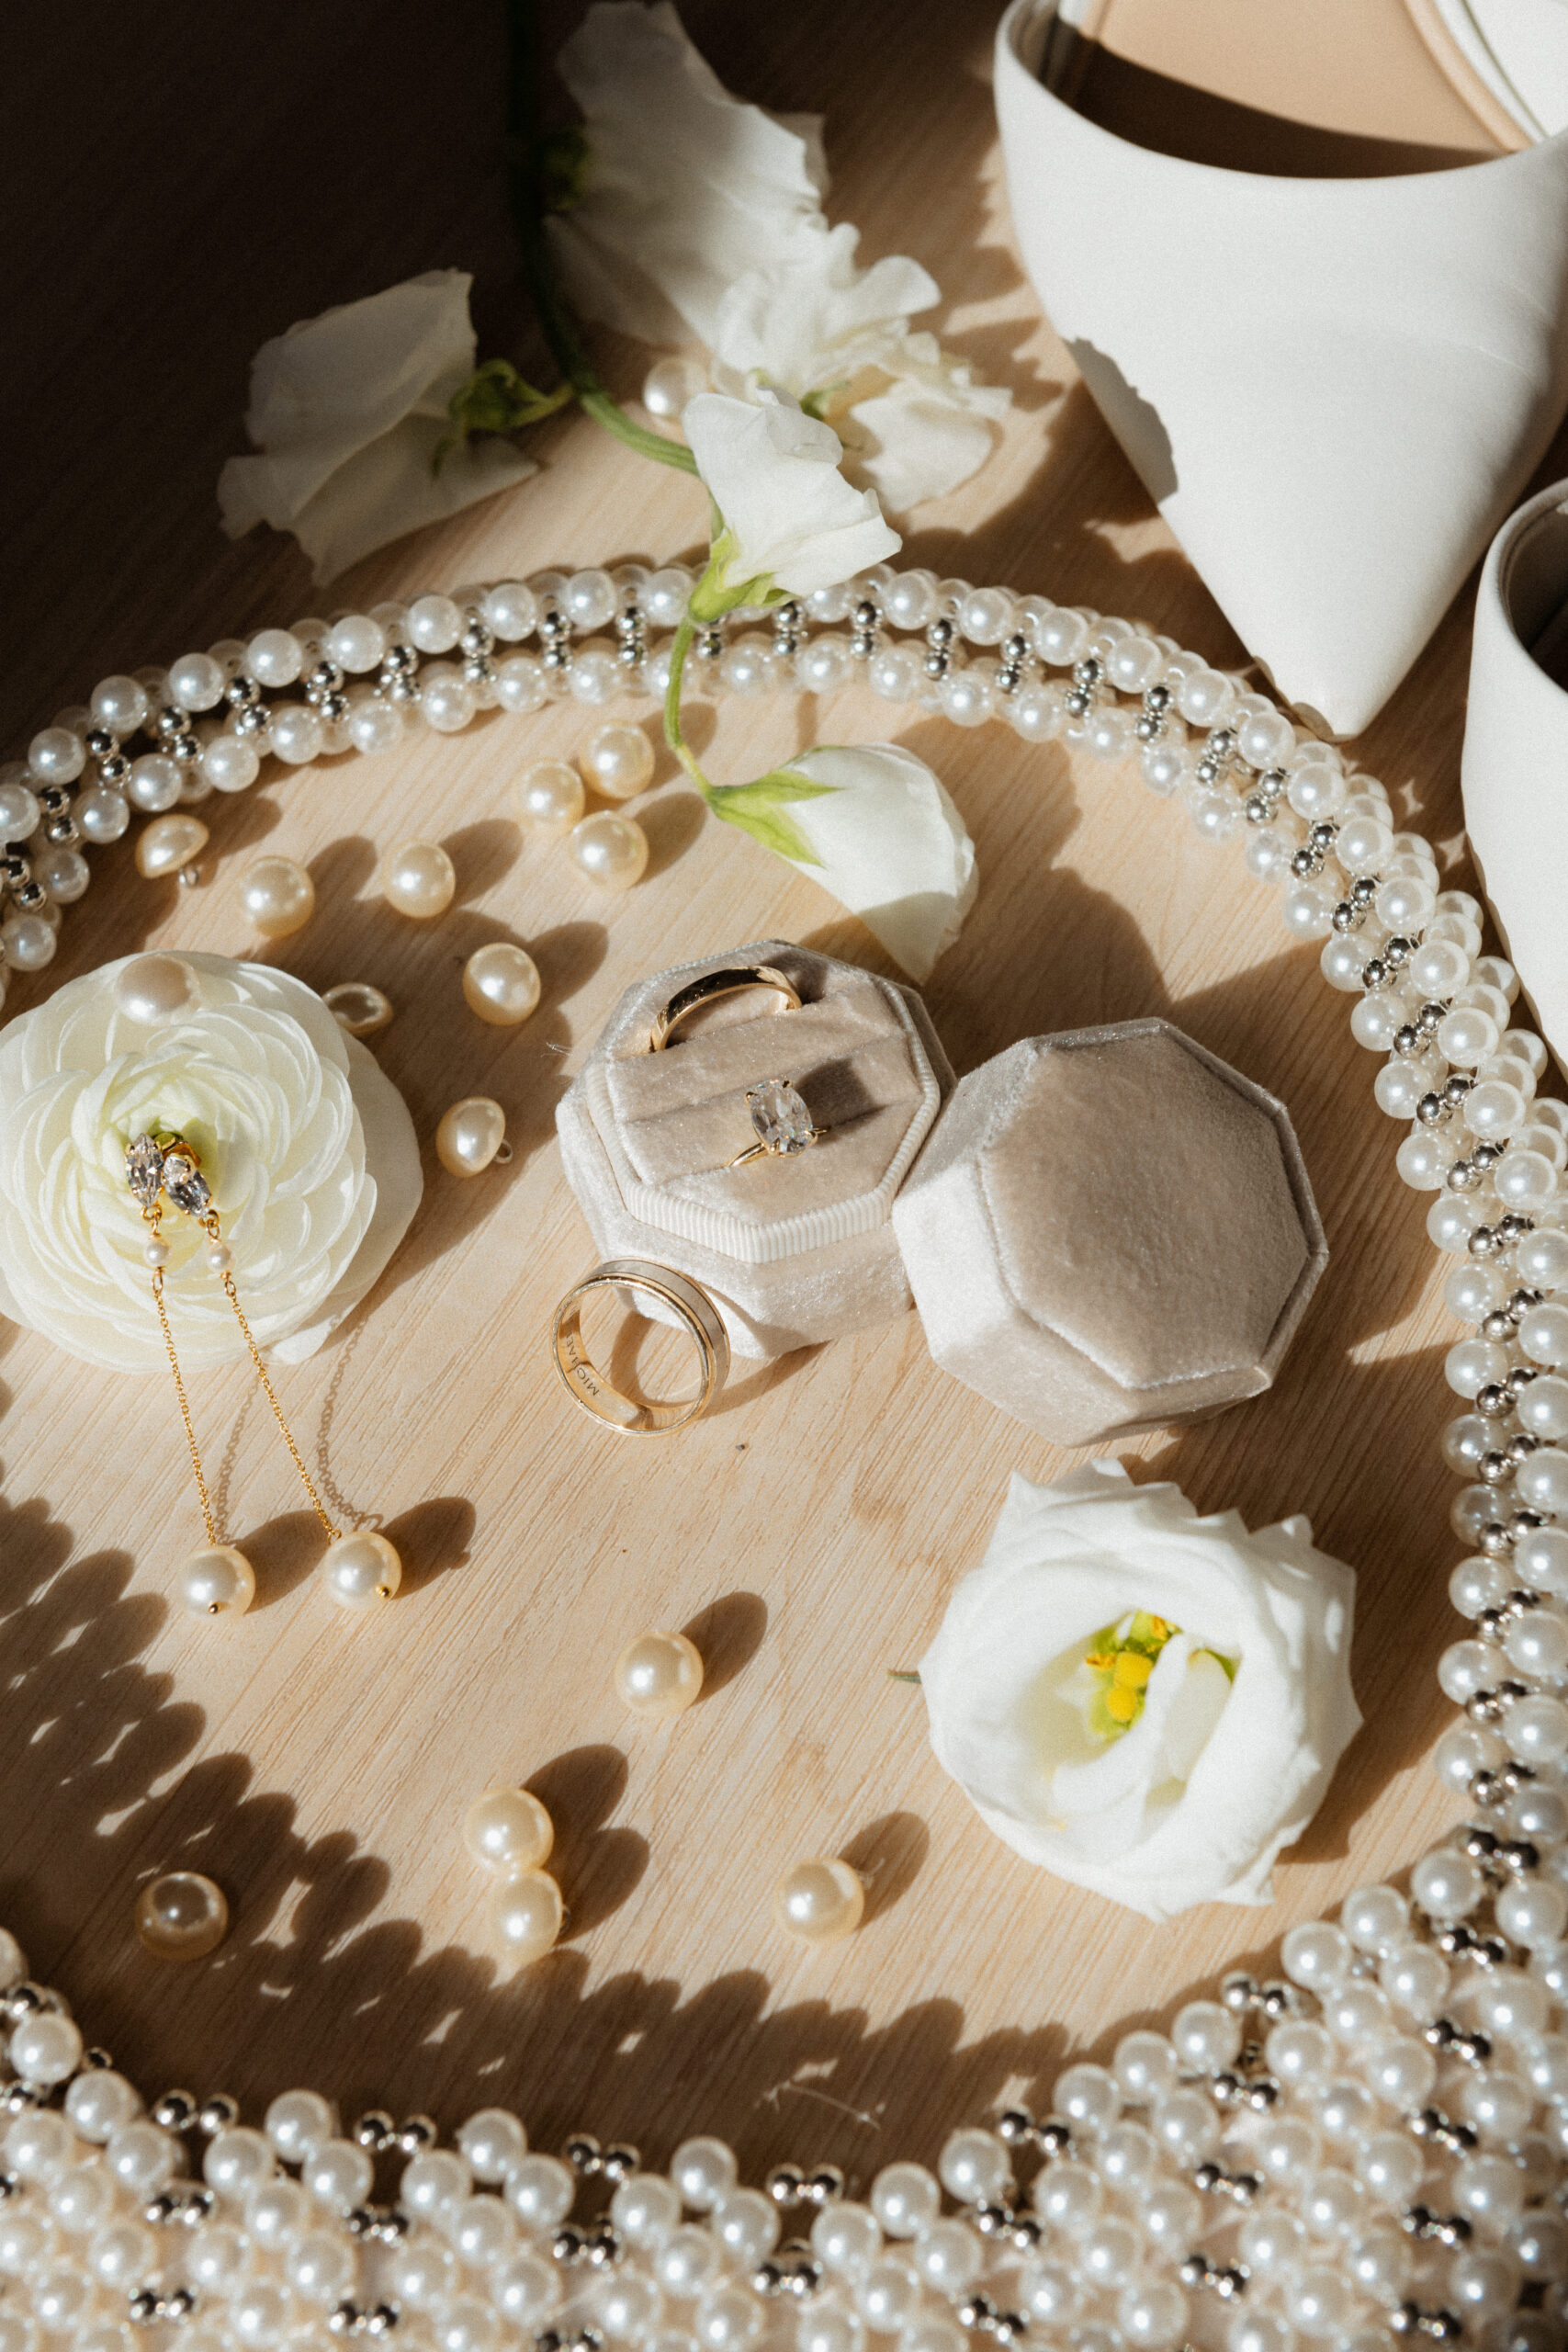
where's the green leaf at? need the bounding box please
[705,768,841,866]
[433,360,575,474]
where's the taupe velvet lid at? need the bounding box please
[891,1019,1327,1447]
[556,940,954,1361]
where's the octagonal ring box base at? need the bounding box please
[891,1019,1328,1448]
[556,941,956,1360]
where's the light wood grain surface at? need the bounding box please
[1,0,1556,2182]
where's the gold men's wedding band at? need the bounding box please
[647,963,802,1050]
[550,1259,730,1435]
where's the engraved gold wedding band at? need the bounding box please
[551,1259,730,1435]
[648,962,802,1050]
[727,1078,826,1168]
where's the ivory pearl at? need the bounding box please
[570,811,649,891]
[114,954,194,1024]
[134,812,209,879]
[773,1858,865,1945]
[437,1096,508,1176]
[489,1870,564,1965]
[239,855,315,938]
[463,943,541,1026]
[206,1243,232,1274]
[142,1238,170,1269]
[175,1544,254,1619]
[134,1871,229,1961]
[382,839,456,920]
[463,1788,554,1875]
[615,1629,704,1719]
[318,1530,401,1610]
[513,758,585,837]
[582,723,655,802]
[322,981,394,1037]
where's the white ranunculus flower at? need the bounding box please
[0,953,422,1373]
[919,1461,1361,1922]
[551,3,1008,514]
[218,269,536,582]
[682,390,899,606]
[751,743,976,982]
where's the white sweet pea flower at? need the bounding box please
[551,2,1008,514]
[919,1462,1361,1922]
[711,743,976,983]
[682,390,899,609]
[218,270,536,582]
[710,244,1011,513]
[0,953,422,1372]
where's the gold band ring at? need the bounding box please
[551,1259,730,1436]
[647,963,802,1051]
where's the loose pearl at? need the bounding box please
[615,1629,704,1718]
[240,854,315,937]
[318,1530,401,1610]
[582,722,655,802]
[773,1857,864,1944]
[642,355,710,418]
[322,980,394,1037]
[437,1095,508,1175]
[514,759,585,836]
[134,1870,229,1960]
[463,1788,554,1875]
[175,1544,254,1619]
[114,953,194,1023]
[463,942,541,1026]
[382,838,456,919]
[134,811,209,879]
[489,1869,564,1964]
[570,810,649,891]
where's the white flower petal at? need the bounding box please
[218,270,536,582]
[0,953,422,1371]
[782,743,976,982]
[919,1465,1361,1923]
[683,390,900,599]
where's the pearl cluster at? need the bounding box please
[7,570,1568,2344]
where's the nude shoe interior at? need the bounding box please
[1043,0,1527,173]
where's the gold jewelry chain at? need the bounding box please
[206,1213,339,1545]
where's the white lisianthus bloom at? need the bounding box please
[919,1462,1361,1922]
[682,390,900,609]
[551,2,1009,514]
[0,953,422,1372]
[218,270,536,582]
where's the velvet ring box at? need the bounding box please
[557,942,1328,1445]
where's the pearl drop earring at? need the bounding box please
[462,1786,563,1965]
[125,1128,400,1616]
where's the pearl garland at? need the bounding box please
[3,569,1568,2346]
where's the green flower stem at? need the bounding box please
[661,616,717,802]
[503,0,697,476]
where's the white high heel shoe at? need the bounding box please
[1461,478,1568,1069]
[995,0,1568,736]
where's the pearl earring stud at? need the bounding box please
[436,1096,510,1175]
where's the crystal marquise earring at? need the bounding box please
[125,1129,401,1618]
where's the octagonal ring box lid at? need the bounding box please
[556,941,956,1360]
[890,1018,1328,1449]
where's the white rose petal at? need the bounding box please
[218,269,536,582]
[682,390,899,601]
[0,954,422,1372]
[553,2,1008,515]
[781,742,977,982]
[919,1461,1362,1922]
